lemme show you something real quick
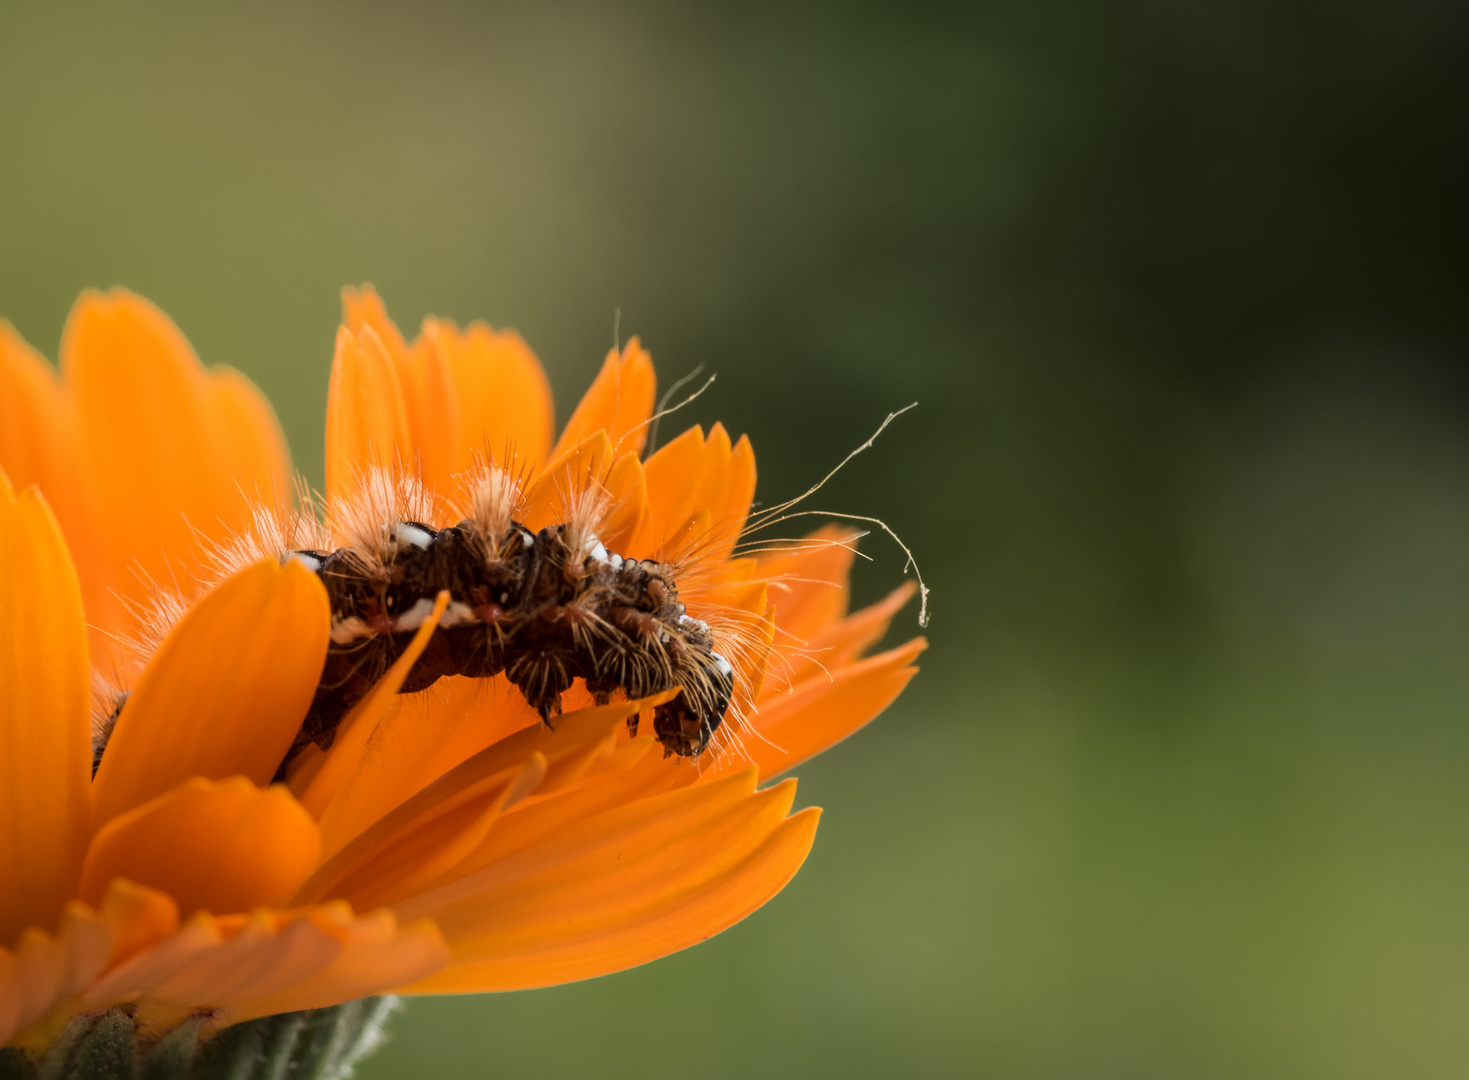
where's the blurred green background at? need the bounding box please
[5,2,1469,1075]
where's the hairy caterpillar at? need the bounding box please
[92,463,736,779]
[289,512,733,766]
[93,404,929,781]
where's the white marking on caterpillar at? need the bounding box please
[331,616,373,644]
[395,522,434,549]
[289,551,323,573]
[393,597,439,631]
[441,600,478,627]
[710,651,734,679]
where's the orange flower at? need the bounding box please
[0,287,924,1048]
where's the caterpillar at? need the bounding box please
[94,405,930,782]
[289,511,733,767]
[92,463,736,780]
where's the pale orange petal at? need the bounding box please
[709,583,775,722]
[0,326,60,548]
[320,755,546,912]
[399,340,462,500]
[341,285,410,358]
[598,451,647,553]
[229,910,448,1022]
[302,676,537,842]
[552,338,656,461]
[628,424,704,558]
[304,692,663,890]
[0,325,105,625]
[0,481,92,946]
[666,424,759,566]
[60,290,271,619]
[417,736,698,892]
[717,638,926,780]
[91,559,330,828]
[95,879,180,971]
[67,902,445,1033]
[324,324,412,505]
[301,592,449,841]
[50,903,109,1005]
[208,367,291,508]
[75,910,223,1014]
[756,526,859,645]
[344,287,463,498]
[422,318,554,478]
[520,431,614,532]
[0,882,187,1048]
[709,432,757,563]
[395,769,818,992]
[129,910,339,1032]
[80,778,321,918]
[0,926,65,1045]
[779,582,918,690]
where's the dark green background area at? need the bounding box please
[5,2,1469,1075]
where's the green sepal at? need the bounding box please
[3,998,398,1080]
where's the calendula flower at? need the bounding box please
[0,288,924,1069]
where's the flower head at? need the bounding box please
[0,287,923,1049]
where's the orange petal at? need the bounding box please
[67,902,445,1033]
[61,290,280,620]
[425,736,698,891]
[628,424,704,558]
[228,909,448,1022]
[423,318,554,477]
[342,284,410,358]
[96,879,180,972]
[208,367,291,508]
[684,421,732,543]
[0,324,105,628]
[714,587,776,723]
[74,910,223,1015]
[344,287,462,499]
[756,526,859,645]
[709,432,757,563]
[0,325,61,556]
[2,921,83,1049]
[324,324,412,505]
[0,948,13,1042]
[0,480,92,946]
[129,910,339,1032]
[91,559,330,829]
[299,676,535,843]
[0,878,183,1049]
[780,582,918,690]
[717,638,926,780]
[395,769,818,992]
[399,339,462,500]
[80,778,321,918]
[656,427,750,566]
[301,592,450,837]
[318,755,546,912]
[598,451,647,553]
[0,926,65,1045]
[520,430,614,532]
[305,690,666,886]
[552,337,656,461]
